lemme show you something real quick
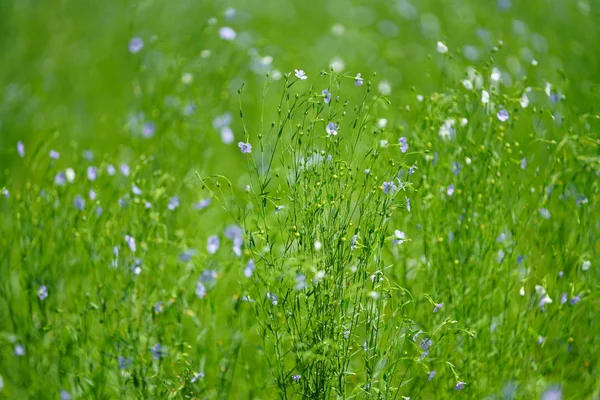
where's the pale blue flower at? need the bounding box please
[219,26,237,41]
[393,230,406,245]
[497,107,509,122]
[447,184,455,196]
[238,142,252,153]
[17,141,25,157]
[196,281,207,299]
[50,150,60,160]
[142,122,155,138]
[128,37,144,54]
[451,161,460,175]
[539,208,551,219]
[455,381,466,390]
[37,285,48,301]
[150,343,165,359]
[521,157,527,170]
[87,166,97,181]
[74,195,85,210]
[354,73,364,86]
[382,181,397,194]
[125,235,136,252]
[207,235,220,254]
[294,69,307,80]
[326,122,339,136]
[399,137,408,153]
[168,196,180,210]
[194,198,211,210]
[322,88,331,104]
[120,164,130,177]
[244,259,255,278]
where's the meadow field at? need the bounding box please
[1,0,599,398]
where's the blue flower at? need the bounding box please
[294,69,307,80]
[207,235,220,254]
[322,88,332,104]
[447,184,455,196]
[238,142,252,154]
[194,198,211,210]
[74,195,86,211]
[196,281,207,299]
[570,295,581,305]
[520,157,527,170]
[292,374,301,382]
[428,370,436,381]
[219,26,237,41]
[244,259,255,278]
[420,338,432,350]
[125,235,136,252]
[180,249,196,262]
[433,302,444,313]
[17,141,25,157]
[37,285,48,301]
[382,181,397,194]
[451,161,461,175]
[354,73,364,86]
[455,381,466,390]
[14,344,25,356]
[539,208,551,219]
[50,150,60,160]
[128,37,144,54]
[142,122,155,138]
[168,196,180,210]
[497,107,509,122]
[118,356,132,370]
[399,137,408,153]
[326,122,339,136]
[87,166,97,181]
[150,343,165,360]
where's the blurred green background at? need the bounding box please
[1,0,600,398]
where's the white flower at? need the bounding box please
[416,94,424,102]
[539,294,553,306]
[465,157,472,165]
[376,118,388,129]
[219,26,237,41]
[519,287,525,296]
[535,285,546,296]
[314,241,322,251]
[460,118,468,127]
[520,93,529,108]
[582,260,591,271]
[438,119,456,140]
[330,57,345,72]
[545,82,552,97]
[461,79,473,90]
[490,67,501,83]
[436,41,448,54]
[378,80,392,95]
[393,230,407,245]
[481,90,490,104]
[314,271,326,282]
[181,73,193,85]
[65,168,76,183]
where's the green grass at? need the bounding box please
[1,0,599,399]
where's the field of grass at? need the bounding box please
[1,0,599,399]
